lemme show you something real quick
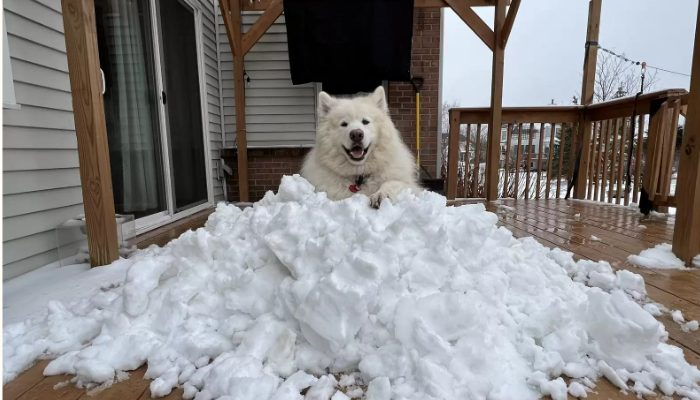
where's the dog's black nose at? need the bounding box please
[350,129,364,142]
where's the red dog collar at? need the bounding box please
[349,175,366,193]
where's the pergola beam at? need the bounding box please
[500,0,520,48]
[672,5,700,264]
[485,0,505,200]
[240,0,502,12]
[445,0,495,51]
[219,0,250,201]
[241,0,283,55]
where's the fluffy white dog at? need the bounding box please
[301,86,419,207]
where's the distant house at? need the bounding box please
[2,0,442,278]
[499,124,560,170]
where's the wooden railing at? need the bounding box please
[446,89,688,205]
[579,89,687,206]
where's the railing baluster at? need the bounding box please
[473,124,481,197]
[515,123,523,198]
[616,118,627,205]
[608,118,620,204]
[599,119,612,202]
[536,122,546,199]
[557,123,567,199]
[446,110,460,200]
[526,123,535,199]
[594,120,606,201]
[463,124,471,198]
[546,122,556,199]
[568,122,578,198]
[661,100,682,202]
[633,114,645,203]
[587,121,598,200]
[503,123,513,198]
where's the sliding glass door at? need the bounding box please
[157,0,208,212]
[95,0,210,230]
[95,0,167,220]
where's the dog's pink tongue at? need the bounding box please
[351,148,364,158]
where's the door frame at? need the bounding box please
[135,0,213,233]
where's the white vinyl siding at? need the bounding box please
[198,0,225,201]
[2,0,83,280]
[2,0,224,279]
[217,11,316,147]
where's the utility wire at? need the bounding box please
[598,44,691,77]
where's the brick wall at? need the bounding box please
[224,8,442,202]
[389,7,441,179]
[223,148,311,201]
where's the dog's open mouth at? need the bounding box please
[343,144,370,161]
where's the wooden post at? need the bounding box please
[446,110,461,199]
[220,0,250,202]
[61,0,119,266]
[672,5,700,264]
[574,0,601,198]
[485,0,506,201]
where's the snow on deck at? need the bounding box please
[3,176,700,400]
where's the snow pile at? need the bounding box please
[4,176,700,399]
[628,243,687,269]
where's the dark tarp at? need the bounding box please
[283,0,414,95]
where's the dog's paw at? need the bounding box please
[369,192,385,209]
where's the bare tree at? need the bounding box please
[593,51,658,102]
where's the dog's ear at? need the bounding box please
[371,86,388,113]
[318,91,336,118]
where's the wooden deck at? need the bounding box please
[4,199,700,400]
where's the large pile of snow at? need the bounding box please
[4,176,700,399]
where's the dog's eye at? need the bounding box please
[362,119,370,125]
[340,121,348,127]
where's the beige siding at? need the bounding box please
[2,0,225,279]
[217,11,317,147]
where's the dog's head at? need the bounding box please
[316,86,390,166]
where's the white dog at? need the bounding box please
[301,86,419,207]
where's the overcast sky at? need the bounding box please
[441,1,697,107]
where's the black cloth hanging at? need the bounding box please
[283,0,414,95]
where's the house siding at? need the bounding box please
[3,0,84,279]
[2,0,224,279]
[216,10,317,148]
[199,0,225,202]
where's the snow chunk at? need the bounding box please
[628,243,686,269]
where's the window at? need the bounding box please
[3,16,18,109]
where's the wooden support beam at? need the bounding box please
[672,5,700,264]
[573,0,601,199]
[61,0,119,266]
[446,109,461,199]
[240,0,502,11]
[485,0,505,200]
[241,0,283,55]
[500,0,520,48]
[445,0,495,51]
[219,0,250,201]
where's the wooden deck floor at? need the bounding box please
[4,199,700,399]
